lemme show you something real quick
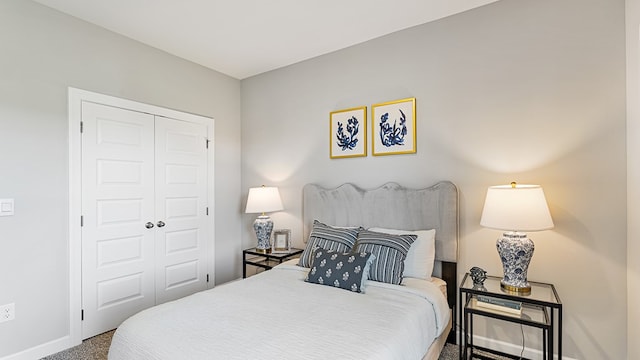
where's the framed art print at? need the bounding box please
[330,106,367,159]
[371,97,416,156]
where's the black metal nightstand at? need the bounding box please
[242,247,303,278]
[459,273,562,360]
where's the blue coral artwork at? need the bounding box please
[372,97,416,156]
[330,106,367,158]
[337,116,359,150]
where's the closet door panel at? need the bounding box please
[81,102,156,339]
[154,116,209,304]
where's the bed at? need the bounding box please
[108,181,458,360]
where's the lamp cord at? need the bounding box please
[520,323,525,359]
[455,312,527,358]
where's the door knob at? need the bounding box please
[157,221,166,228]
[145,222,154,229]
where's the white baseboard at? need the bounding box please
[456,330,577,360]
[0,335,79,360]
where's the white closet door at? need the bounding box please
[154,116,209,304]
[81,101,156,339]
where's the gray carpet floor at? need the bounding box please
[41,331,114,360]
[41,330,462,359]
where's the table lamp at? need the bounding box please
[480,182,554,294]
[245,185,284,254]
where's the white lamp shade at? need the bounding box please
[245,186,284,214]
[480,184,554,232]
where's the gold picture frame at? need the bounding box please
[371,97,416,156]
[272,229,291,253]
[329,106,367,159]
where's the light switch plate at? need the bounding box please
[0,199,14,216]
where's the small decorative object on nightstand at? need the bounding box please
[272,229,291,253]
[469,266,487,286]
[245,185,284,254]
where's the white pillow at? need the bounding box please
[368,227,436,280]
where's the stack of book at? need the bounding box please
[475,294,522,315]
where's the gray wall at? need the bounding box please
[627,0,640,358]
[0,0,242,357]
[241,0,626,358]
[0,0,630,358]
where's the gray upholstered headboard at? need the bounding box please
[302,181,458,265]
[302,181,459,342]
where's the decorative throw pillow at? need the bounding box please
[297,221,359,268]
[355,230,416,285]
[305,249,375,293]
[368,227,436,280]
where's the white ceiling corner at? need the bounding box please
[32,0,499,79]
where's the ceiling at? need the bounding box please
[33,0,498,79]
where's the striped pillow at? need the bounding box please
[355,230,416,285]
[297,221,359,268]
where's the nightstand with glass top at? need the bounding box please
[242,247,303,278]
[459,273,562,360]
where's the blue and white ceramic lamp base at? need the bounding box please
[496,231,534,295]
[253,215,274,254]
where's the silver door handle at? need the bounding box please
[145,222,154,229]
[157,221,166,228]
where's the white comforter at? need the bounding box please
[108,263,450,360]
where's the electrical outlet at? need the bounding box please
[0,303,15,323]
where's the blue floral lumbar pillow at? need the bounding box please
[305,249,375,293]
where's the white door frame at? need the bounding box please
[68,87,215,346]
